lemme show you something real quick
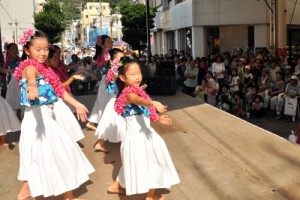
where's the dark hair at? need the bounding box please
[109,48,123,61]
[6,43,18,50]
[93,35,110,61]
[48,47,56,60]
[116,57,139,96]
[21,30,48,61]
[254,94,263,102]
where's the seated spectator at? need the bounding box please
[251,94,264,118]
[231,91,245,117]
[243,65,254,93]
[217,85,231,112]
[257,68,271,108]
[284,65,293,84]
[275,75,300,120]
[266,71,285,114]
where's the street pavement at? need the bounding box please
[1,92,300,200]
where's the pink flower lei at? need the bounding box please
[106,58,121,83]
[14,59,65,98]
[114,86,159,122]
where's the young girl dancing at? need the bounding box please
[15,29,94,200]
[4,42,22,120]
[47,47,86,142]
[113,59,180,199]
[86,35,113,132]
[94,48,126,151]
[0,95,21,146]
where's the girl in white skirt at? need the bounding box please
[0,95,21,146]
[15,29,94,200]
[94,48,126,151]
[4,43,22,120]
[86,35,113,133]
[110,59,180,199]
[47,48,86,142]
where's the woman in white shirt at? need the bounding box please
[212,55,225,93]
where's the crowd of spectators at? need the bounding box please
[144,49,300,121]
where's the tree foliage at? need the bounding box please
[120,2,155,54]
[34,0,66,43]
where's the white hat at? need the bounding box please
[245,65,251,70]
[290,75,298,81]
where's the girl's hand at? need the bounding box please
[26,86,39,100]
[153,101,167,113]
[72,74,85,80]
[75,103,89,122]
[159,115,172,125]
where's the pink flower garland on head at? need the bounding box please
[14,59,65,98]
[18,28,35,45]
[114,86,159,122]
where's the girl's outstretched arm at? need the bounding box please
[62,91,89,122]
[126,93,167,113]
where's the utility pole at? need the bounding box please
[97,0,102,36]
[145,0,151,61]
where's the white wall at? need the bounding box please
[286,0,300,24]
[0,0,35,45]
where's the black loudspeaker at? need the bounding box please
[146,76,176,95]
[156,61,175,76]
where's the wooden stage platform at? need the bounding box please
[1,93,300,200]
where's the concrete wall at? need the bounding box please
[286,0,300,25]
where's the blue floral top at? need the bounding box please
[106,81,118,94]
[121,104,151,118]
[19,76,58,107]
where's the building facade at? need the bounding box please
[0,0,36,46]
[151,0,300,58]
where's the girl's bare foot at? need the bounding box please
[145,195,165,200]
[107,181,126,194]
[86,122,96,131]
[17,182,31,200]
[94,140,111,153]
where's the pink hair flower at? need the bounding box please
[18,28,35,45]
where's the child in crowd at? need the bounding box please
[251,94,264,118]
[231,91,245,117]
[228,67,240,94]
[243,65,254,92]
[15,29,94,200]
[217,85,231,112]
[206,71,218,106]
[194,79,207,103]
[110,59,180,199]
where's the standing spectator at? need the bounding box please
[283,65,293,83]
[184,59,199,97]
[257,68,271,108]
[194,79,207,103]
[237,58,246,87]
[176,57,187,92]
[212,54,225,92]
[147,56,157,78]
[243,65,254,92]
[229,67,240,94]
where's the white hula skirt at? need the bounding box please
[88,75,114,123]
[53,99,84,142]
[0,96,21,135]
[117,115,180,195]
[95,97,126,143]
[18,104,95,198]
[6,77,21,110]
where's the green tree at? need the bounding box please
[120,2,155,56]
[34,0,66,43]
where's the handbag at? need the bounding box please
[284,96,298,116]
